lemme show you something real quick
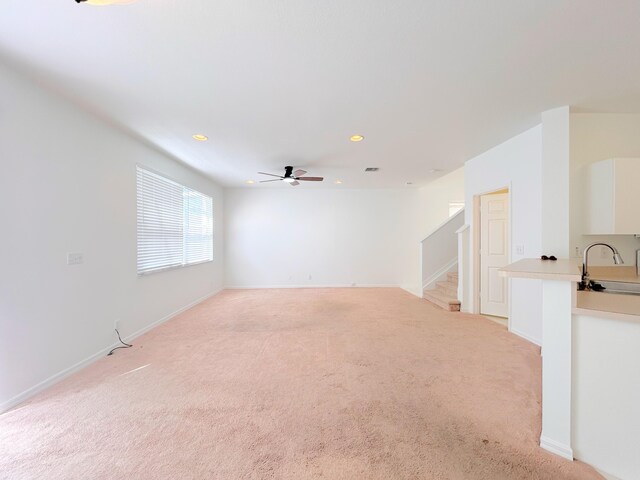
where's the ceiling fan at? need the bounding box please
[258,166,324,186]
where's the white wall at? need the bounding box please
[224,188,417,290]
[225,169,464,296]
[570,113,640,265]
[416,168,465,239]
[542,107,571,257]
[0,62,225,411]
[572,314,640,480]
[464,125,543,345]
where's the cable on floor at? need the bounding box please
[108,329,133,356]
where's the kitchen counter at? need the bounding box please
[577,266,640,319]
[499,258,582,282]
[499,259,640,319]
[588,266,640,284]
[575,291,640,320]
[500,257,640,474]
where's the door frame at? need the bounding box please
[471,184,512,324]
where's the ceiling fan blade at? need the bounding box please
[257,172,283,178]
[298,177,324,181]
[259,179,281,183]
[293,169,307,177]
[289,181,300,186]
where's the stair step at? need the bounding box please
[447,271,459,283]
[436,281,458,297]
[423,289,461,312]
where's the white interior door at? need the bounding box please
[480,193,509,317]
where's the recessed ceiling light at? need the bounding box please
[335,180,343,184]
[350,135,365,142]
[429,168,442,174]
[192,134,208,142]
[364,167,379,172]
[245,180,255,184]
[406,182,413,185]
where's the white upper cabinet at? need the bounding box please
[586,158,640,234]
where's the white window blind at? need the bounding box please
[137,166,213,274]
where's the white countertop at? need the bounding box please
[575,291,640,320]
[576,266,640,319]
[499,259,640,319]
[589,266,640,284]
[499,258,582,282]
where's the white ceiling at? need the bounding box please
[2,1,640,188]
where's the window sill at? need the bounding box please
[137,259,213,276]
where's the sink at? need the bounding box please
[591,280,640,296]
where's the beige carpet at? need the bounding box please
[0,288,602,480]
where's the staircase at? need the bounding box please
[420,209,464,312]
[423,271,461,312]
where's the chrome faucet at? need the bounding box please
[582,242,624,289]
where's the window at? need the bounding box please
[137,166,213,274]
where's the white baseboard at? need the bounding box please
[0,288,222,414]
[0,341,121,415]
[540,435,574,460]
[510,327,542,347]
[227,283,423,299]
[225,283,398,290]
[120,288,222,345]
[594,467,623,480]
[400,285,423,298]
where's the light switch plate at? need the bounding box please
[67,252,83,265]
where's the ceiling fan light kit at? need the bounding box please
[257,166,324,186]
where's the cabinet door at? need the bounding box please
[614,158,640,234]
[587,159,614,234]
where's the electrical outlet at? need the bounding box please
[515,245,524,255]
[600,246,608,259]
[308,274,313,280]
[575,246,581,257]
[114,319,121,331]
[67,252,83,265]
